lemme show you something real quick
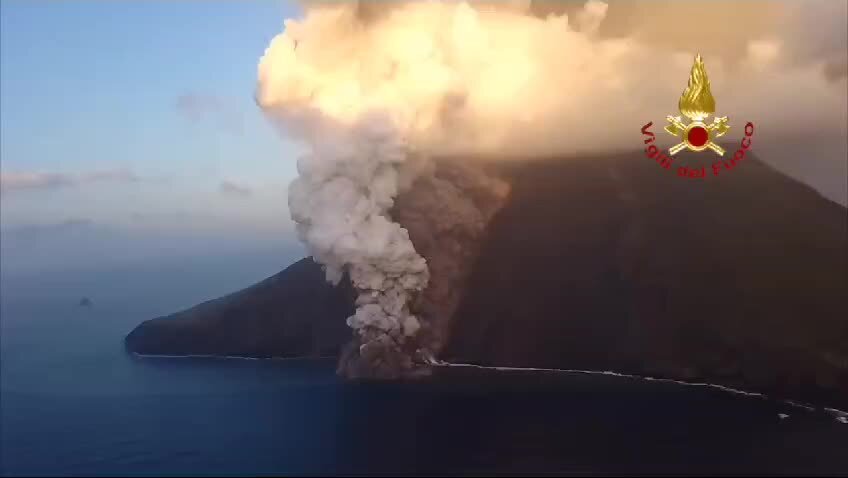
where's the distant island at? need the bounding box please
[79,297,93,308]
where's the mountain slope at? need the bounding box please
[444,151,848,405]
[125,150,848,405]
[125,258,354,358]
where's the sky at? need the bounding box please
[1,0,845,280]
[1,0,308,276]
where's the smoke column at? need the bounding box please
[255,109,430,376]
[256,0,848,376]
[255,2,620,376]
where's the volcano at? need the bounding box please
[125,149,848,407]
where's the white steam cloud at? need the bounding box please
[284,111,429,364]
[256,0,848,375]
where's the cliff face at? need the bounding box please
[125,150,848,405]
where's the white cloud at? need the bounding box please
[175,93,244,134]
[0,168,142,194]
[259,0,847,204]
[219,179,253,197]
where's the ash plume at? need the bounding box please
[255,0,848,376]
[262,0,845,157]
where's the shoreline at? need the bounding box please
[129,352,848,423]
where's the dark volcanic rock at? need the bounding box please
[443,150,848,407]
[393,161,511,353]
[125,149,848,406]
[125,258,354,358]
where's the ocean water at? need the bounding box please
[2,262,848,475]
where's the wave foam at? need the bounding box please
[434,360,847,423]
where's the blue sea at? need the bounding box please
[2,256,847,476]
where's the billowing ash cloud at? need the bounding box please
[256,0,848,375]
[263,0,845,158]
[265,109,430,377]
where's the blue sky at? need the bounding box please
[1,1,310,274]
[1,0,303,227]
